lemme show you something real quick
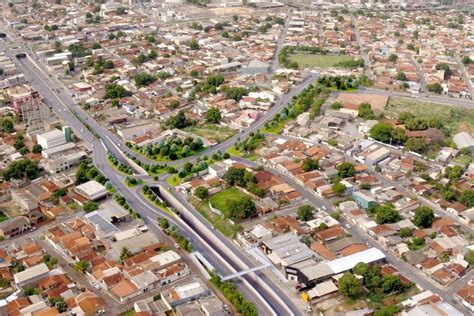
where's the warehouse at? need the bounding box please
[75,180,108,201]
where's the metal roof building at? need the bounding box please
[453,132,474,152]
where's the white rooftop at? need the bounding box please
[327,248,385,274]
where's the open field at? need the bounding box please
[192,196,242,238]
[386,97,474,135]
[208,188,248,212]
[226,146,259,161]
[289,54,354,68]
[185,125,236,143]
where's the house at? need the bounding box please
[456,281,474,313]
[0,216,31,239]
[161,279,211,309]
[109,279,141,303]
[69,292,105,316]
[208,162,227,178]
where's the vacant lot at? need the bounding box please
[185,125,236,144]
[208,188,248,212]
[289,54,354,68]
[386,97,474,135]
[192,193,243,238]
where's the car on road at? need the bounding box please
[174,243,179,249]
[345,224,351,229]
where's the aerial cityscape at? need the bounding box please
[0,0,473,315]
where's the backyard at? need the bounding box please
[386,97,474,135]
[289,54,355,68]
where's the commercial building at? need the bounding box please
[37,128,67,150]
[453,132,474,153]
[161,279,211,309]
[0,216,31,239]
[46,150,87,174]
[75,180,108,201]
[11,190,38,212]
[13,263,50,287]
[352,191,376,209]
[287,248,385,287]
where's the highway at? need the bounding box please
[0,35,305,315]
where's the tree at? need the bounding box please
[353,262,369,277]
[2,159,41,180]
[338,273,361,299]
[405,138,425,153]
[464,250,474,266]
[227,196,256,221]
[426,83,442,94]
[148,49,157,60]
[159,218,169,230]
[459,190,474,207]
[1,118,14,133]
[399,227,413,238]
[105,83,131,99]
[462,56,473,65]
[134,72,156,87]
[396,71,407,81]
[83,201,99,213]
[297,205,314,221]
[74,260,90,273]
[166,111,191,129]
[332,182,347,196]
[116,7,126,15]
[375,204,401,224]
[302,158,319,172]
[358,102,375,119]
[205,108,222,124]
[374,305,402,316]
[120,247,131,261]
[195,186,209,199]
[413,206,434,228]
[337,162,355,178]
[382,275,403,294]
[330,102,342,110]
[188,38,200,50]
[445,165,464,181]
[388,54,398,63]
[370,122,394,143]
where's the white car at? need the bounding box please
[345,224,351,229]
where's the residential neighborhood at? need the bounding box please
[0,0,473,315]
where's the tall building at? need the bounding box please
[37,128,67,150]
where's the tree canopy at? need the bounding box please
[413,206,434,228]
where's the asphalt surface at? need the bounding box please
[0,34,305,315]
[3,23,474,314]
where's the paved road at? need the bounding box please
[234,157,472,315]
[269,10,291,73]
[356,87,474,107]
[352,15,373,79]
[1,33,303,315]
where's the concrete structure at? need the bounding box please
[352,191,376,209]
[0,216,31,239]
[75,180,107,201]
[453,132,474,153]
[11,190,38,212]
[46,150,87,174]
[37,128,66,150]
[13,263,49,286]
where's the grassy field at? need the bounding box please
[185,125,236,143]
[166,174,181,187]
[289,54,355,68]
[208,188,248,212]
[226,146,259,161]
[192,193,243,237]
[386,97,474,135]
